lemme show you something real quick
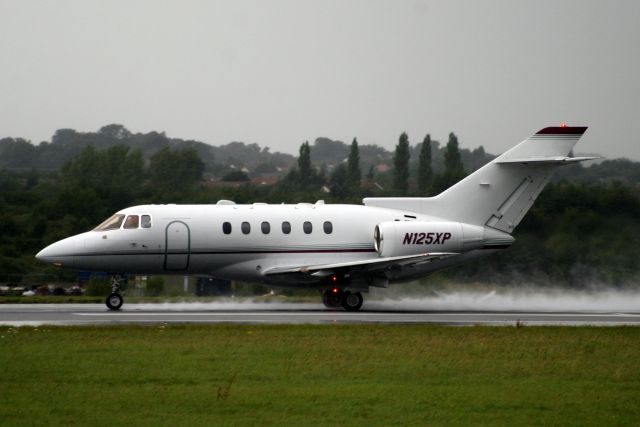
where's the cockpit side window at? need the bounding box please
[141,215,152,229]
[124,215,140,229]
[94,214,126,231]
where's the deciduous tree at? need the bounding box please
[347,138,361,191]
[393,132,410,194]
[418,134,433,193]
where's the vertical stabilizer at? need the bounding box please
[363,126,589,233]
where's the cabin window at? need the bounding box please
[323,221,333,234]
[94,214,126,231]
[241,222,251,234]
[123,215,139,229]
[261,222,270,234]
[141,215,152,228]
[282,221,291,234]
[222,222,232,234]
[303,221,312,234]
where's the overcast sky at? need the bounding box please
[1,0,638,159]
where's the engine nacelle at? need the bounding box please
[374,220,514,257]
[374,221,469,257]
[374,221,463,257]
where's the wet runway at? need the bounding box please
[1,303,640,326]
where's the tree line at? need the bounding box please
[278,131,470,199]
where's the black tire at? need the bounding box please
[322,289,342,308]
[322,290,332,308]
[106,292,123,311]
[341,291,363,311]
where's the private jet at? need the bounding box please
[36,126,594,311]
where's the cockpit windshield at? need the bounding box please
[94,214,125,231]
[123,215,139,229]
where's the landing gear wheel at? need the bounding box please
[106,292,123,311]
[341,291,363,312]
[322,290,332,308]
[106,275,125,310]
[322,289,342,308]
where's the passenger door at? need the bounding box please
[164,221,190,271]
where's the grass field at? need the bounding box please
[1,325,639,426]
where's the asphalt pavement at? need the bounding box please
[1,302,639,326]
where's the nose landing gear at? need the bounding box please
[322,288,364,311]
[105,275,124,311]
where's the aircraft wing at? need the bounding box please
[263,252,459,277]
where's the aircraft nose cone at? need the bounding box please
[35,248,47,262]
[35,238,77,266]
[35,244,61,264]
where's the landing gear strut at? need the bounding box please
[322,288,364,311]
[105,275,124,311]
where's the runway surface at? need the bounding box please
[2,302,640,326]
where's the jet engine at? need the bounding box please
[374,220,507,257]
[374,221,463,257]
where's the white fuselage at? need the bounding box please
[36,202,502,287]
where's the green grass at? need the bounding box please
[1,325,639,426]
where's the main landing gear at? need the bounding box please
[322,288,364,312]
[106,275,124,311]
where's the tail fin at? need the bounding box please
[364,126,593,233]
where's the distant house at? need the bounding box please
[205,180,246,189]
[375,163,390,173]
[250,175,279,186]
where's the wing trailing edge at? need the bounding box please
[262,252,459,276]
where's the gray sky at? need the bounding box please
[1,0,639,159]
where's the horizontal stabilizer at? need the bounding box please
[496,156,600,165]
[263,252,459,276]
